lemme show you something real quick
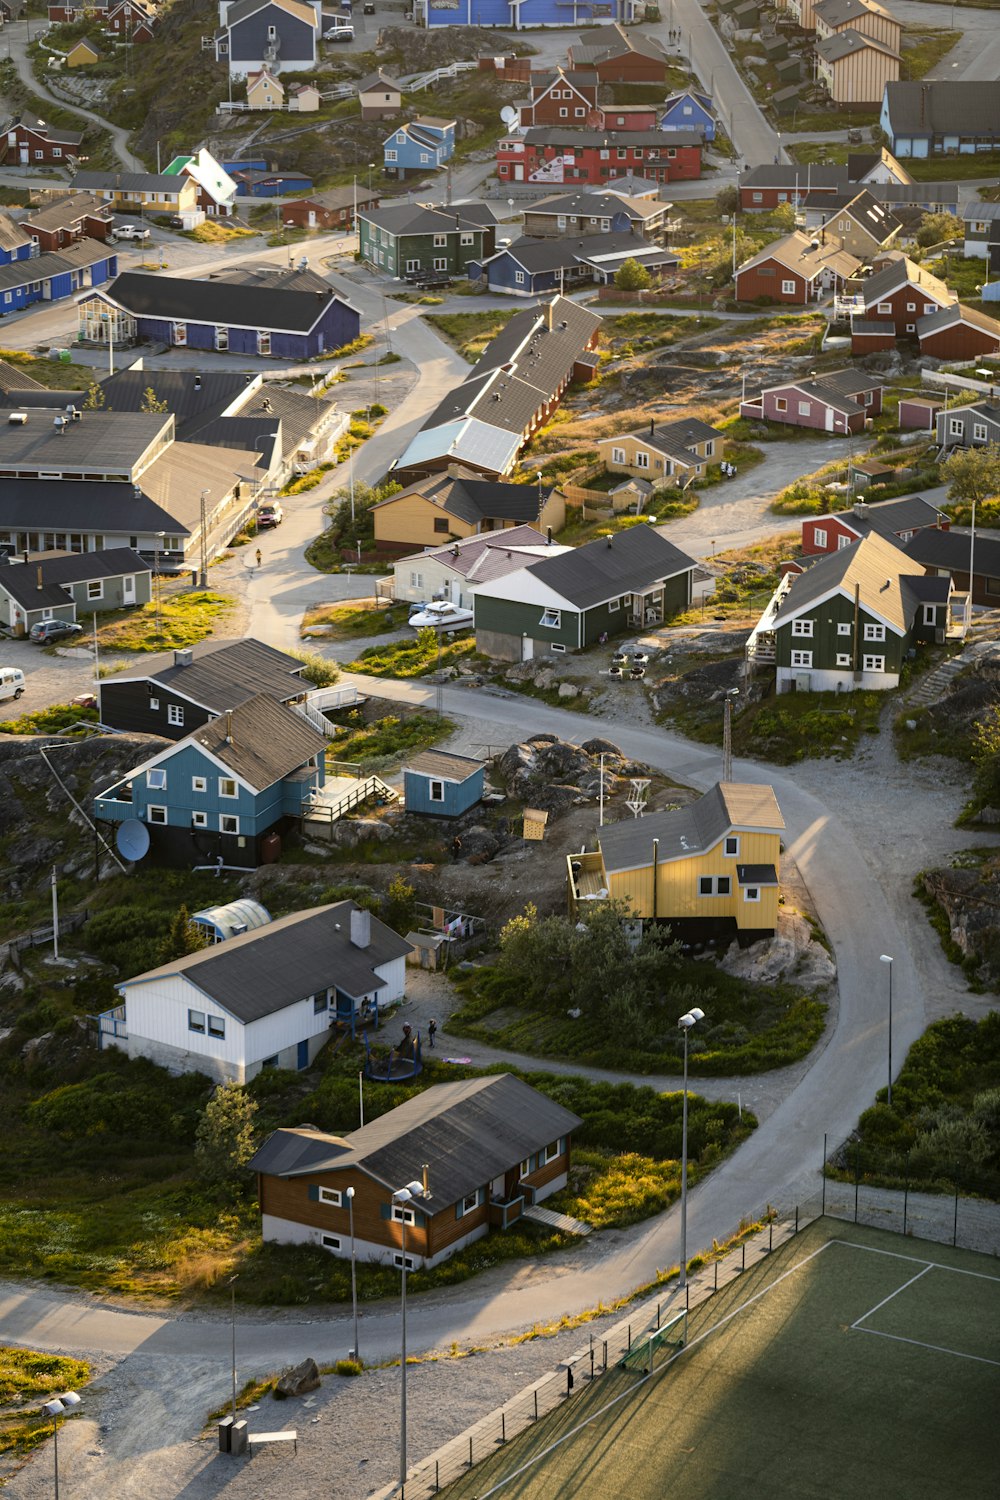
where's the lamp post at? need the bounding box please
[154,531,164,631]
[879,955,893,1108]
[199,489,210,588]
[42,1391,81,1500]
[346,1186,359,1362]
[368,162,375,195]
[392,1180,426,1498]
[228,1273,238,1418]
[678,1008,705,1290]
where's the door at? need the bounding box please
[308,210,317,228]
[514,163,524,181]
[123,575,136,605]
[521,635,534,662]
[297,1039,309,1070]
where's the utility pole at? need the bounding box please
[199,490,209,587]
[51,866,59,959]
[722,693,735,782]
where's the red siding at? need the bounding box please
[740,184,839,211]
[865,283,948,336]
[592,105,658,129]
[759,387,860,432]
[898,398,941,431]
[5,125,80,163]
[735,259,808,304]
[851,328,896,354]
[497,139,700,186]
[593,56,671,84]
[919,322,1000,360]
[802,516,858,553]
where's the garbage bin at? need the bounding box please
[231,1420,248,1456]
[218,1416,233,1453]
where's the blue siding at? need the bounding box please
[126,297,358,360]
[425,0,616,23]
[235,175,313,198]
[0,242,32,266]
[0,251,116,316]
[403,765,484,817]
[384,121,455,174]
[227,8,315,67]
[661,96,715,141]
[477,251,561,296]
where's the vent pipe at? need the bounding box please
[225,709,233,744]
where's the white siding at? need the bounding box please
[776,664,899,694]
[373,954,406,1004]
[262,1212,488,1269]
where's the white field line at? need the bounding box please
[833,1237,1000,1284]
[852,1327,1000,1368]
[850,1264,933,1329]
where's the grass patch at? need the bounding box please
[327,711,454,769]
[1,704,98,736]
[282,462,335,497]
[182,221,256,245]
[908,152,1000,181]
[0,1347,90,1460]
[347,629,476,678]
[302,600,407,638]
[424,310,518,362]
[449,964,826,1077]
[94,591,232,653]
[0,346,95,390]
[901,27,961,81]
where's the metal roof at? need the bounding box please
[248,1074,583,1208]
[379,472,550,529]
[191,898,272,940]
[736,864,778,886]
[0,546,147,608]
[106,636,305,710]
[773,531,926,632]
[0,238,113,294]
[832,496,943,537]
[599,782,784,872]
[522,522,695,611]
[917,302,1000,340]
[394,417,522,477]
[100,265,347,335]
[861,254,954,311]
[904,526,1000,578]
[816,28,900,63]
[0,478,185,537]
[884,81,1000,139]
[187,691,325,791]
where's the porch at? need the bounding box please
[301,762,398,833]
[627,586,665,629]
[566,850,608,917]
[94,1003,127,1048]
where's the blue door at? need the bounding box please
[297,1039,309,1070]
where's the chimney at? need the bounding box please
[649,417,654,436]
[854,499,868,518]
[606,534,613,548]
[36,564,43,591]
[422,1163,431,1199]
[174,648,193,668]
[546,299,554,330]
[546,525,552,545]
[350,906,371,949]
[225,709,233,744]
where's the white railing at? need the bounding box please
[404,59,477,92]
[921,368,998,396]
[303,774,397,825]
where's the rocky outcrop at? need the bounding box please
[275,1358,321,1399]
[922,860,1000,975]
[719,910,836,992]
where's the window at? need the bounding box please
[219,778,238,798]
[433,234,447,247]
[433,517,449,533]
[906,302,915,312]
[574,106,585,117]
[86,580,103,600]
[752,191,763,203]
[877,302,892,315]
[790,649,812,667]
[559,106,568,117]
[385,150,397,163]
[539,609,561,628]
[797,401,811,416]
[460,232,473,246]
[775,397,787,412]
[147,768,167,790]
[924,304,937,316]
[542,1139,562,1164]
[433,257,447,271]
[34,149,43,160]
[863,655,885,673]
[172,322,187,346]
[459,1189,482,1217]
[258,331,271,356]
[392,1204,415,1225]
[836,652,851,667]
[923,605,937,626]
[424,780,445,806]
[192,810,208,828]
[813,527,827,548]
[699,876,713,896]
[318,1186,341,1206]
[782,280,796,296]
[791,619,814,637]
[420,153,430,164]
[192,776,206,793]
[215,327,228,351]
[724,836,739,857]
[53,147,62,159]
[717,877,731,896]
[314,992,328,1014]
[208,1015,225,1039]
[837,535,852,550]
[611,446,625,464]
[837,622,852,636]
[744,887,761,903]
[405,258,419,273]
[220,814,239,835]
[699,876,731,897]
[905,324,915,334]
[188,1009,205,1033]
[393,1252,416,1270]
[167,704,184,727]
[634,450,649,468]
[608,596,620,612]
[863,623,885,642]
[974,423,988,442]
[409,571,423,590]
[949,417,964,437]
[515,270,525,285]
[149,697,159,709]
[321,1234,342,1251]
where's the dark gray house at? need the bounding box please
[0,547,150,635]
[903,527,1000,609]
[215,0,319,76]
[472,522,697,661]
[880,81,1000,159]
[936,401,1000,451]
[98,637,310,739]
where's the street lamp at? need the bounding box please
[880,955,893,1109]
[154,531,165,631]
[228,1274,238,1419]
[368,162,375,194]
[345,1185,359,1363]
[392,1180,426,1498]
[42,1391,81,1500]
[678,1008,705,1290]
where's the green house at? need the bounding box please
[472,522,697,662]
[358,202,498,279]
[747,532,955,693]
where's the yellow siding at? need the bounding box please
[598,433,705,487]
[606,831,782,926]
[538,489,566,534]
[374,494,475,549]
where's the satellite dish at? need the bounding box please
[116,819,150,862]
[500,106,518,128]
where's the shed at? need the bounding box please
[191,898,273,943]
[775,56,803,82]
[898,396,942,432]
[405,929,451,970]
[772,86,801,116]
[67,37,101,66]
[403,750,484,817]
[523,808,548,841]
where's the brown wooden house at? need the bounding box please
[249,1074,582,1269]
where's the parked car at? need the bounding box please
[363,0,375,10]
[408,601,474,631]
[324,24,353,38]
[29,620,83,644]
[256,502,284,529]
[112,224,151,242]
[168,215,185,228]
[0,666,25,702]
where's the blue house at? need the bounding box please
[416,0,635,25]
[384,117,455,179]
[470,232,678,298]
[93,692,328,868]
[231,168,314,198]
[0,239,117,318]
[215,0,320,76]
[0,210,33,265]
[77,263,360,361]
[660,91,715,141]
[403,750,484,817]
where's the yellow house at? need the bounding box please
[597,417,722,488]
[567,782,785,939]
[372,466,566,554]
[67,38,101,67]
[246,69,285,110]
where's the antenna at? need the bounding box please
[722,690,738,783]
[500,106,518,128]
[116,819,150,862]
[626,778,650,819]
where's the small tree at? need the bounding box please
[714,185,739,218]
[942,442,1000,519]
[83,380,106,410]
[194,1081,258,1187]
[158,905,210,963]
[140,385,169,414]
[915,211,962,250]
[769,201,796,234]
[614,257,652,292]
[383,874,416,934]
[972,702,1000,811]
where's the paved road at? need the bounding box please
[892,0,1000,82]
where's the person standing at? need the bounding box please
[428,1018,437,1049]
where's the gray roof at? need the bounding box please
[741,164,849,191]
[619,416,721,466]
[816,28,899,63]
[525,190,665,223]
[815,0,895,27]
[0,238,113,295]
[248,1074,582,1207]
[357,70,402,93]
[188,691,325,791]
[0,546,147,608]
[0,478,185,538]
[126,901,413,1023]
[101,264,346,335]
[99,369,250,437]
[524,522,695,611]
[106,636,306,711]
[73,170,185,194]
[962,201,1000,224]
[17,110,83,147]
[23,191,113,233]
[358,202,495,238]
[406,749,481,782]
[523,126,702,149]
[500,231,663,275]
[0,211,31,255]
[773,531,932,633]
[861,255,953,310]
[598,782,784,872]
[831,496,944,538]
[903,525,1000,579]
[884,81,1000,139]
[917,302,1000,341]
[0,409,168,472]
[383,470,553,528]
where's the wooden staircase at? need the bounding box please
[522,1204,592,1237]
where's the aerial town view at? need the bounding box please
[0,0,998,1494]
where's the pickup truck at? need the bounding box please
[112,224,151,242]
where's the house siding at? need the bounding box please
[757,387,861,433]
[865,282,949,336]
[920,321,1000,360]
[359,224,492,278]
[225,9,316,72]
[403,765,484,816]
[817,44,899,107]
[774,592,906,690]
[736,261,808,304]
[97,679,217,739]
[599,431,712,484]
[475,592,580,655]
[496,138,701,188]
[603,830,781,932]
[123,296,357,359]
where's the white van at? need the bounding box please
[0,667,25,702]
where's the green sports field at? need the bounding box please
[441,1220,1000,1500]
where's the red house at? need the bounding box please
[497,128,701,187]
[4,111,83,165]
[568,24,672,85]
[860,254,954,336]
[590,104,659,131]
[739,163,849,212]
[800,496,948,559]
[917,302,1000,360]
[740,369,884,434]
[516,70,598,128]
[282,185,381,231]
[104,0,156,37]
[47,0,108,21]
[898,396,942,432]
[22,191,114,251]
[734,231,861,305]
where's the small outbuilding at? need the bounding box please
[403,750,484,817]
[191,898,272,943]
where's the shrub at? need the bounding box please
[287,650,339,687]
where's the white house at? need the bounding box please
[392,524,572,610]
[101,902,411,1082]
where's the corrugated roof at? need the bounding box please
[248,1074,582,1208]
[884,81,1000,138]
[522,521,695,610]
[862,254,954,309]
[904,526,1000,578]
[918,302,1000,340]
[599,781,784,872]
[107,636,305,711]
[394,417,523,477]
[101,265,347,335]
[188,692,324,791]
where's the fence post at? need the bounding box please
[903,1175,908,1237]
[822,1132,827,1216]
[685,1280,689,1314]
[435,1461,439,1493]
[795,1205,799,1235]
[627,1324,631,1350]
[854,1143,861,1224]
[714,1259,718,1293]
[602,1339,607,1371]
[741,1241,746,1273]
[656,1303,661,1330]
[469,1436,473,1468]
[769,1219,773,1254]
[953,1164,960,1247]
[501,1412,506,1445]
[533,1391,538,1423]
[589,1347,594,1381]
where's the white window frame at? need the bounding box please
[459,1189,482,1217]
[219,777,238,798]
[542,1140,562,1164]
[791,619,813,637]
[863,623,885,642]
[385,150,397,163]
[392,1204,416,1226]
[540,609,561,628]
[86,580,103,600]
[215,327,228,351]
[973,423,988,442]
[949,416,964,437]
[634,450,649,469]
[192,775,207,793]
[611,446,625,464]
[192,810,208,829]
[393,1252,417,1270]
[836,652,851,667]
[429,779,445,803]
[813,527,827,548]
[318,1187,342,1207]
[837,622,851,636]
[781,279,796,295]
[743,887,761,903]
[433,233,447,247]
[923,604,937,626]
[460,232,474,246]
[220,813,239,835]
[258,331,271,356]
[149,696,159,709]
[863,655,885,672]
[514,270,525,285]
[790,649,813,668]
[167,704,184,727]
[877,301,892,315]
[608,596,620,612]
[322,1234,342,1251]
[148,805,167,825]
[797,401,811,417]
[146,768,167,790]
[724,836,739,857]
[837,535,852,550]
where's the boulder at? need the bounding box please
[455,825,500,862]
[719,911,835,991]
[533,668,557,689]
[324,818,393,849]
[581,738,624,757]
[275,1358,321,1399]
[497,741,537,786]
[557,682,579,699]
